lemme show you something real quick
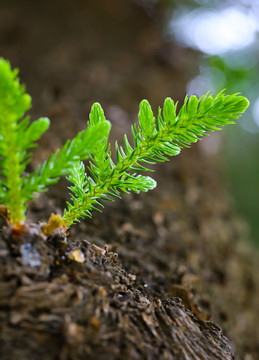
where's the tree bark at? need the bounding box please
[0,228,234,360]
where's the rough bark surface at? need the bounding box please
[0,226,234,360]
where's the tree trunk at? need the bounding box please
[0,0,258,359]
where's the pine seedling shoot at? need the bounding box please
[0,58,249,237]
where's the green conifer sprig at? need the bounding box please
[0,59,50,223]
[63,92,249,227]
[0,58,249,229]
[0,58,110,224]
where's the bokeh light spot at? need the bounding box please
[170,6,257,55]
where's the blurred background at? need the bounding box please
[165,0,259,246]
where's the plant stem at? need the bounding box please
[63,129,169,227]
[1,120,25,224]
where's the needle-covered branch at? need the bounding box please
[0,57,249,228]
[0,58,110,224]
[63,92,249,227]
